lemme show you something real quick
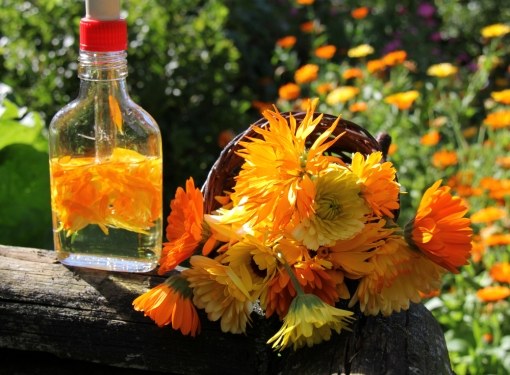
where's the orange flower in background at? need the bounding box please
[326,86,360,105]
[481,23,510,38]
[462,126,478,139]
[491,89,510,104]
[278,83,301,101]
[388,143,398,156]
[276,35,297,49]
[382,50,407,66]
[484,234,510,247]
[367,59,386,73]
[384,90,420,110]
[351,6,369,19]
[315,44,337,59]
[159,177,208,275]
[490,262,510,283]
[133,276,201,336]
[342,67,363,80]
[432,149,458,169]
[496,156,510,169]
[476,286,510,302]
[470,238,485,263]
[300,21,315,33]
[420,130,441,146]
[217,129,236,148]
[316,82,334,95]
[294,64,319,84]
[296,0,314,5]
[427,63,458,78]
[470,206,506,224]
[349,101,368,113]
[483,110,510,129]
[348,44,374,58]
[252,100,273,114]
[406,180,473,273]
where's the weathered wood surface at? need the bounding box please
[0,245,454,374]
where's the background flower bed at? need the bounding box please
[0,0,509,373]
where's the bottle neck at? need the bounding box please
[78,50,128,81]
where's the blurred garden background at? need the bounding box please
[1,0,509,373]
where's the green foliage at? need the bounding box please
[0,90,52,248]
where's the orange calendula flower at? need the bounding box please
[481,23,510,38]
[133,275,201,336]
[267,293,354,351]
[382,50,407,66]
[388,143,398,156]
[278,83,301,101]
[462,126,478,139]
[342,67,364,80]
[496,156,510,169]
[315,82,334,95]
[491,89,510,104]
[50,147,162,236]
[470,206,506,224]
[276,35,297,49]
[159,177,209,275]
[384,90,420,110]
[219,98,345,231]
[367,59,386,73]
[349,101,368,113]
[251,100,273,114]
[295,64,319,84]
[476,286,510,302]
[183,256,252,334]
[351,6,369,19]
[432,149,458,169]
[315,44,337,59]
[484,234,510,247]
[350,152,400,218]
[326,86,360,105]
[483,110,510,129]
[348,44,374,58]
[427,63,458,77]
[300,21,315,33]
[405,180,473,273]
[420,130,441,146]
[490,262,510,283]
[296,0,314,5]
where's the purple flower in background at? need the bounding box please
[382,39,403,55]
[430,32,442,42]
[417,2,435,18]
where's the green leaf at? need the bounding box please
[0,144,52,249]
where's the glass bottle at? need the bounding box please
[49,3,162,272]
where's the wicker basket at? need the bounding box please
[202,111,394,216]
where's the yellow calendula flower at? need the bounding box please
[426,63,458,78]
[481,23,510,38]
[347,44,374,58]
[350,152,400,218]
[349,237,443,316]
[326,86,360,105]
[183,256,252,334]
[267,293,354,351]
[292,167,369,250]
[491,89,510,104]
[384,90,420,110]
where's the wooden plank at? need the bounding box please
[0,245,453,374]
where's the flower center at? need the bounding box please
[317,197,342,220]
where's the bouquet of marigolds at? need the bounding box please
[133,99,473,351]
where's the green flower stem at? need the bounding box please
[277,251,306,297]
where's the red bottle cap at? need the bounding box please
[79,18,127,52]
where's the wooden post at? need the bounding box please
[0,245,453,374]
